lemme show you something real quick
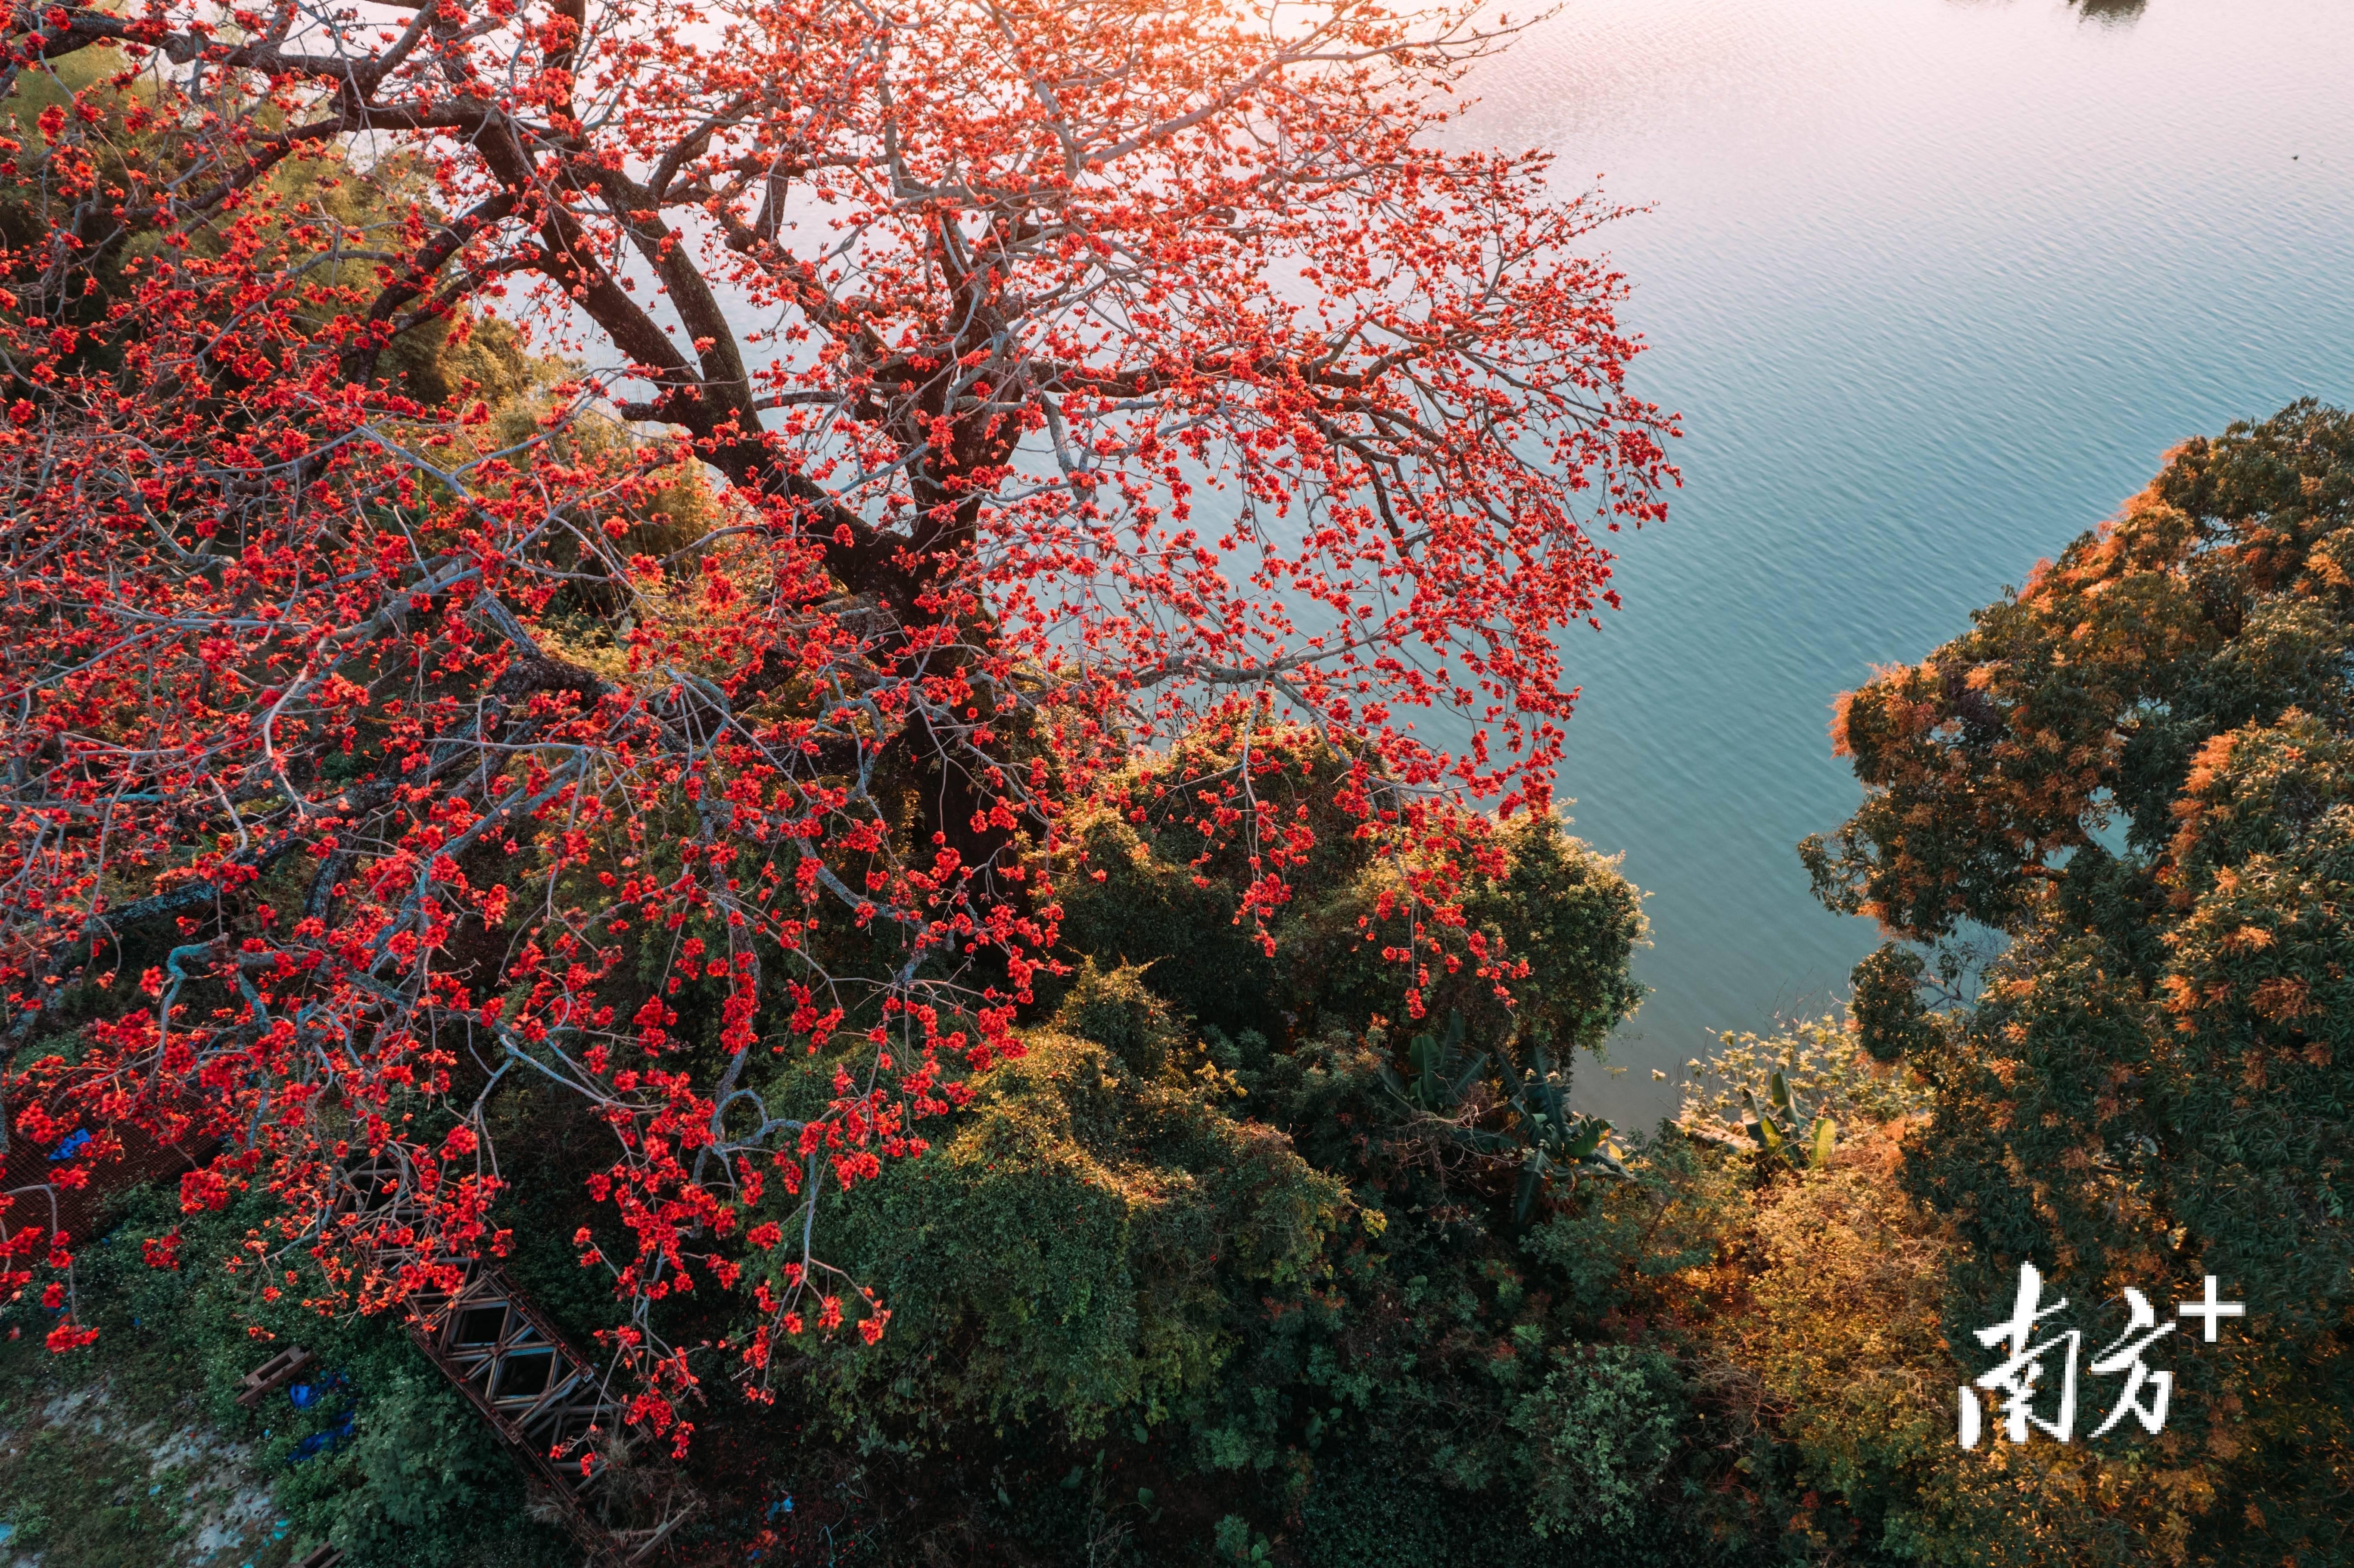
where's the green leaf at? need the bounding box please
[1413,1033,1447,1104]
[1531,1044,1567,1118]
[1809,1115,1837,1170]
[1769,1070,1791,1114]
[1756,1114,1784,1156]
[1514,1163,1547,1223]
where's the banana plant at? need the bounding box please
[1378,1010,1491,1114]
[1506,1039,1631,1220]
[1378,1014,1632,1218]
[1741,1067,1838,1171]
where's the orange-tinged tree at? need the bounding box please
[1806,403,2354,1560]
[0,0,1672,1455]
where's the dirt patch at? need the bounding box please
[0,1379,293,1568]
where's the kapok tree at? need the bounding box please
[0,0,1672,1453]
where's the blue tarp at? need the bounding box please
[288,1410,355,1464]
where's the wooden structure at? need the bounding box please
[235,1345,318,1409]
[336,1161,700,1565]
[0,1119,214,1241]
[14,1115,698,1565]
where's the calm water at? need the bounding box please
[1441,0,2354,1127]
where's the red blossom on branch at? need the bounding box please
[0,0,1672,1450]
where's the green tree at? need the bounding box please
[1805,400,2354,1564]
[775,965,1348,1446]
[1049,724,1646,1061]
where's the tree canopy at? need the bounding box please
[0,0,1672,1470]
[1808,401,2354,1563]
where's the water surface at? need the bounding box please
[1445,0,2354,1125]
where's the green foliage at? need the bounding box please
[799,785,1646,1472]
[778,980,1347,1444]
[0,51,184,379]
[1193,1031,1733,1548]
[1053,960,1193,1078]
[1510,1343,1685,1539]
[1213,1512,1275,1563]
[1367,1011,1629,1216]
[1681,1012,1931,1159]
[0,1190,571,1568]
[1293,1459,1490,1568]
[1385,1009,1491,1114]
[1806,401,2354,1563]
[1314,808,1649,1062]
[3,702,1667,1568]
[0,48,541,422]
[1853,944,1945,1064]
[0,1416,224,1568]
[1499,1038,1635,1213]
[708,742,1704,1563]
[1518,1132,1729,1321]
[276,1368,541,1568]
[1050,728,1645,1062]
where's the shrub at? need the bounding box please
[1511,1342,1686,1539]
[777,973,1347,1445]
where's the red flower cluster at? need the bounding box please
[0,0,1669,1449]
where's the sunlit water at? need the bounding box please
[1435,0,2354,1127]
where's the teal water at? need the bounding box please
[1444,0,2354,1127]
